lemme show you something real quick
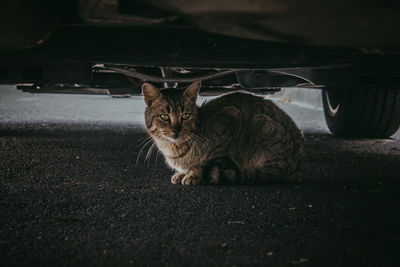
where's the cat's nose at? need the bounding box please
[172,126,181,137]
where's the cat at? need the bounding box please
[142,80,304,185]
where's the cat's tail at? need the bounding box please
[203,157,302,185]
[239,166,302,185]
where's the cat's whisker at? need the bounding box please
[136,134,162,166]
[188,133,208,153]
[186,134,197,158]
[138,138,156,155]
[137,136,153,146]
[187,134,206,161]
[139,138,154,152]
[145,142,158,162]
[154,148,162,165]
[190,133,205,144]
[184,135,196,161]
[136,138,155,166]
[196,133,209,144]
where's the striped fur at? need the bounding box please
[142,81,304,185]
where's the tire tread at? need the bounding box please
[322,88,400,138]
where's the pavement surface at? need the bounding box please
[1,86,400,266]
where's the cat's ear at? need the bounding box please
[142,82,162,106]
[183,80,201,102]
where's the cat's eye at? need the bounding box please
[160,114,170,121]
[181,113,190,120]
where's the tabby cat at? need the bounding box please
[142,81,304,185]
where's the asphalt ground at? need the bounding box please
[0,86,399,266]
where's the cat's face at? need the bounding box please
[142,81,201,143]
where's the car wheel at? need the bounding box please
[322,88,400,138]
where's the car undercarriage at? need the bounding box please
[1,0,399,137]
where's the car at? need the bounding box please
[1,0,399,138]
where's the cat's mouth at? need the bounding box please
[164,133,182,143]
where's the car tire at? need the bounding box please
[322,88,400,138]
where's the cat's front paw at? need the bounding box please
[171,173,185,184]
[181,172,202,185]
